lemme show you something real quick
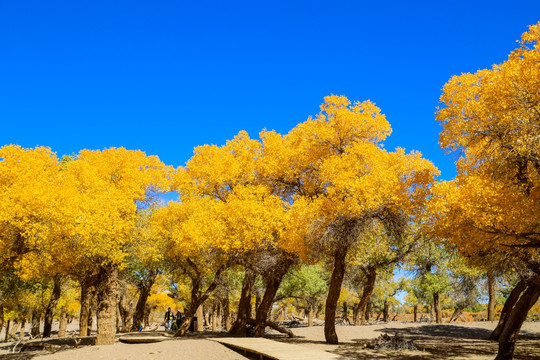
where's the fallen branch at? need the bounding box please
[246,319,295,338]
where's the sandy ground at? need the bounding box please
[0,321,539,360]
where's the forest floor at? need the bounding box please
[0,321,538,360]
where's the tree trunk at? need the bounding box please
[0,298,4,338]
[4,320,10,341]
[413,304,418,322]
[8,319,20,339]
[212,301,219,331]
[229,268,255,336]
[95,265,119,345]
[18,317,26,339]
[382,299,389,322]
[30,309,41,338]
[487,272,496,322]
[57,308,68,337]
[174,265,225,337]
[324,243,348,344]
[222,291,231,331]
[489,279,527,341]
[254,259,292,337]
[354,266,376,325]
[196,305,204,331]
[433,292,442,323]
[79,275,94,337]
[307,304,314,327]
[495,278,540,360]
[131,271,157,331]
[43,276,62,337]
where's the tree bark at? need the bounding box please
[324,243,348,344]
[57,308,68,337]
[222,291,231,331]
[495,278,540,360]
[174,265,225,337]
[307,304,314,327]
[18,317,26,339]
[382,298,389,322]
[489,279,526,341]
[0,299,4,339]
[229,268,255,336]
[413,304,418,322]
[487,272,497,322]
[433,292,442,323]
[95,265,119,345]
[30,309,41,338]
[43,276,62,337]
[130,271,157,331]
[4,320,10,341]
[254,258,292,337]
[212,301,219,331]
[354,266,376,325]
[8,319,20,339]
[79,275,94,337]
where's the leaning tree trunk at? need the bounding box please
[30,308,41,338]
[354,266,376,325]
[229,268,255,336]
[130,271,156,331]
[487,272,496,322]
[324,243,348,344]
[175,265,225,337]
[95,265,119,345]
[254,258,293,337]
[433,292,442,324]
[489,279,527,341]
[43,276,62,337]
[495,278,540,360]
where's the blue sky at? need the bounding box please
[1,1,539,180]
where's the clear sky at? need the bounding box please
[1,1,539,180]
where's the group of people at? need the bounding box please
[164,307,183,331]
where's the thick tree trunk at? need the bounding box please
[413,304,418,322]
[489,279,527,341]
[43,276,62,338]
[196,305,204,331]
[229,268,255,336]
[354,266,376,325]
[79,276,94,337]
[495,278,540,360]
[95,265,119,345]
[324,243,348,344]
[433,292,442,323]
[30,309,41,338]
[57,308,68,337]
[254,259,292,337]
[487,272,497,322]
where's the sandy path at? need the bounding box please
[33,338,249,360]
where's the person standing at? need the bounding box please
[164,307,175,331]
